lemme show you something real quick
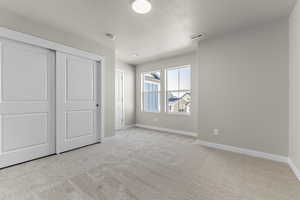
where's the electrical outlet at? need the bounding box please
[213,129,219,136]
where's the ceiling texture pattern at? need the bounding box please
[0,0,296,64]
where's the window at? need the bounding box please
[166,66,191,114]
[141,71,161,112]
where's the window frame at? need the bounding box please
[165,65,192,115]
[141,70,162,113]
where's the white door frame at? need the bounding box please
[115,69,125,129]
[0,27,102,61]
[0,27,104,155]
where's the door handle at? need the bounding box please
[96,104,99,107]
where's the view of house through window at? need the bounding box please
[142,71,161,112]
[166,66,191,114]
[141,66,191,114]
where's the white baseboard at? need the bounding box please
[135,124,198,137]
[123,124,136,129]
[132,124,300,182]
[101,135,115,142]
[135,124,286,162]
[196,139,288,163]
[116,124,136,131]
[288,158,300,182]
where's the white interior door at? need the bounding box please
[115,70,124,130]
[0,38,55,168]
[56,52,100,153]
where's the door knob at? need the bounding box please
[96,104,99,107]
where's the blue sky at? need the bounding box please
[167,67,191,91]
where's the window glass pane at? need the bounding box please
[144,82,150,92]
[178,91,191,113]
[144,92,160,112]
[142,71,161,112]
[179,67,191,90]
[143,92,148,111]
[166,66,191,114]
[143,72,161,92]
[167,91,179,112]
[167,69,179,91]
[167,91,191,113]
[153,92,160,111]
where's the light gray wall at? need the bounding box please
[136,18,289,156]
[290,0,300,172]
[116,60,136,126]
[136,52,198,133]
[0,8,116,137]
[198,18,289,156]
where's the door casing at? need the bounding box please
[115,70,125,130]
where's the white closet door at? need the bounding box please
[0,38,55,168]
[115,70,124,130]
[56,52,100,153]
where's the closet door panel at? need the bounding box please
[56,52,100,153]
[0,38,55,168]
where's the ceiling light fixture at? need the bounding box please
[131,0,152,14]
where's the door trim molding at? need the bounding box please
[0,27,103,61]
[115,69,125,130]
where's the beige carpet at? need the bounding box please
[0,128,299,200]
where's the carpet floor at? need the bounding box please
[0,128,299,200]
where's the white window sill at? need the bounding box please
[140,110,191,117]
[166,112,191,116]
[141,111,161,114]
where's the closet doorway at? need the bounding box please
[0,28,103,168]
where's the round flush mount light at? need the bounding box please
[131,0,152,14]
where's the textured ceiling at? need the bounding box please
[0,0,296,64]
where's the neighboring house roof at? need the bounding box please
[152,73,160,80]
[168,93,191,102]
[168,97,179,102]
[145,72,160,81]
